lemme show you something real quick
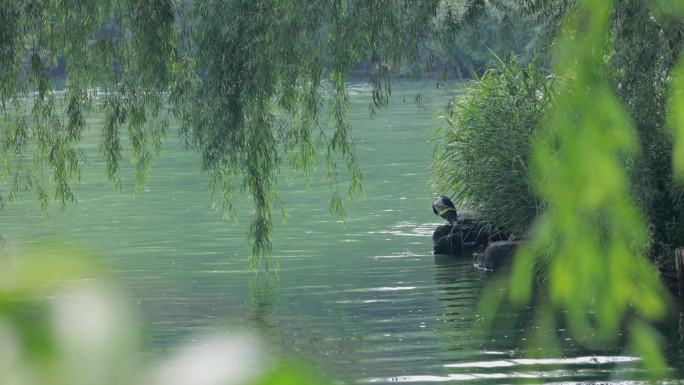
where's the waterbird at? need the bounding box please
[432,195,458,224]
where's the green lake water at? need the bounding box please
[2,82,684,384]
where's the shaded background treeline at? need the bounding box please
[21,1,548,83]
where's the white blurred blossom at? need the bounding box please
[150,333,268,385]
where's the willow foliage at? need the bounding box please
[170,0,443,268]
[0,0,448,267]
[0,0,175,207]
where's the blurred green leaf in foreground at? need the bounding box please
[479,0,676,377]
[0,245,321,385]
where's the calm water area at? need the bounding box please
[2,82,684,384]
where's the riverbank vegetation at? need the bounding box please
[432,0,684,373]
[433,1,684,279]
[432,57,553,237]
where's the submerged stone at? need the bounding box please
[432,220,488,255]
[478,241,521,271]
[432,224,461,255]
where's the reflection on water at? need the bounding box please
[249,274,277,335]
[1,82,683,384]
[444,355,641,368]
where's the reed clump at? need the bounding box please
[432,57,555,237]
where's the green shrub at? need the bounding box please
[432,57,554,236]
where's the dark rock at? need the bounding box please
[432,224,462,255]
[432,224,454,240]
[479,241,521,271]
[488,228,511,242]
[432,220,489,255]
[460,222,488,246]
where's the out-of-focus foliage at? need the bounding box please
[432,57,553,236]
[482,0,673,375]
[435,0,684,375]
[435,0,684,267]
[0,246,321,385]
[443,0,684,274]
[609,0,684,272]
[0,246,139,385]
[435,0,684,273]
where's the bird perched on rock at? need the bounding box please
[432,195,458,224]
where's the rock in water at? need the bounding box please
[432,219,489,255]
[432,224,461,255]
[480,241,521,271]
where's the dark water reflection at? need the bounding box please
[1,82,683,384]
[681,310,684,343]
[249,275,278,336]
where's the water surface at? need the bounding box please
[2,82,683,384]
